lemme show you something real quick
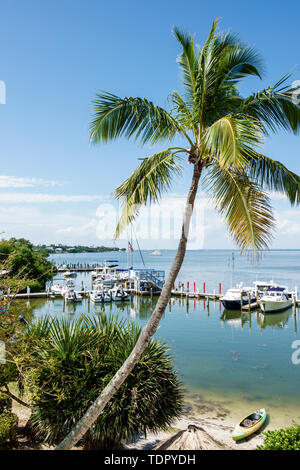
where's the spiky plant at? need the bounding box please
[57,19,300,449]
[21,315,183,449]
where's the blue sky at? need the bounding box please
[0,0,300,248]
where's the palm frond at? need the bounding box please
[90,93,181,145]
[203,164,275,251]
[114,150,183,238]
[246,151,300,204]
[169,91,197,134]
[202,114,263,168]
[172,26,197,102]
[241,76,300,134]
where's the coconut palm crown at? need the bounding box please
[90,19,300,251]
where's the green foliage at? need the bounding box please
[90,19,300,253]
[0,393,12,413]
[0,412,18,448]
[0,238,55,292]
[257,426,300,450]
[20,315,183,448]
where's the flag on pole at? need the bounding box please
[128,241,134,252]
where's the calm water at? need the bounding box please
[27,250,300,426]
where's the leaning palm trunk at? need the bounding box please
[56,163,202,450]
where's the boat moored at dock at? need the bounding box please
[109,285,130,302]
[259,291,294,313]
[221,285,256,310]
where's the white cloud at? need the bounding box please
[0,175,63,188]
[0,193,107,203]
[57,219,98,235]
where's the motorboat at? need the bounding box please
[221,285,256,310]
[89,290,104,303]
[64,289,82,302]
[109,285,130,302]
[253,280,295,299]
[64,270,76,278]
[51,283,64,295]
[259,290,293,313]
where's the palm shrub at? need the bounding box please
[20,315,183,449]
[257,426,300,450]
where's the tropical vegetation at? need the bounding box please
[0,392,18,448]
[18,315,183,449]
[257,426,300,450]
[0,238,55,292]
[57,19,300,449]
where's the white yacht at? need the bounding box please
[151,250,162,256]
[259,291,293,313]
[221,285,256,310]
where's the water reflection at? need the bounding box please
[220,306,297,332]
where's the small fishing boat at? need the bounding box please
[109,285,130,302]
[232,408,266,441]
[89,291,104,303]
[259,291,293,313]
[90,289,111,303]
[64,289,82,302]
[51,283,64,295]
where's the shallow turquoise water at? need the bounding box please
[28,250,300,424]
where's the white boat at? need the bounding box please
[51,283,64,295]
[64,289,82,302]
[151,250,161,256]
[109,285,130,302]
[89,291,104,303]
[221,285,256,310]
[90,289,111,303]
[64,270,77,278]
[259,291,293,313]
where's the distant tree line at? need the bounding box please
[34,244,126,254]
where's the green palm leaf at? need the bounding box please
[204,164,275,251]
[114,150,183,238]
[246,151,300,204]
[202,114,263,168]
[241,75,300,134]
[90,93,182,145]
[172,26,197,102]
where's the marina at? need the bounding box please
[23,254,300,432]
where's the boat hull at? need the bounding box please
[259,300,293,313]
[221,299,254,310]
[232,408,266,441]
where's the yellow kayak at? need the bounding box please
[232,408,266,441]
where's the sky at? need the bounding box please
[0,0,300,249]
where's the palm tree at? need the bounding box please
[56,19,300,449]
